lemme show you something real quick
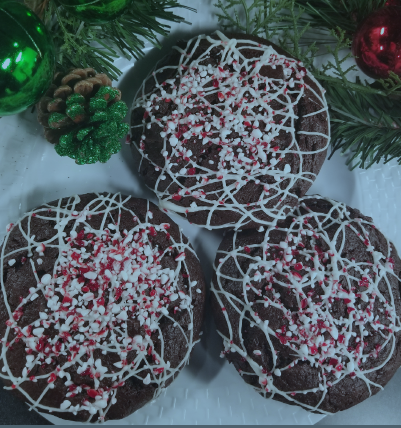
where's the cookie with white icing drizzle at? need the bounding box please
[0,193,205,422]
[130,31,330,230]
[211,195,401,413]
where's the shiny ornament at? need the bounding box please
[0,2,55,116]
[352,6,401,79]
[58,0,133,23]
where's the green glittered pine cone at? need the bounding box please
[37,68,129,165]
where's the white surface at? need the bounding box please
[0,0,400,425]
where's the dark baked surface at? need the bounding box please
[0,193,205,422]
[211,195,401,413]
[130,31,329,230]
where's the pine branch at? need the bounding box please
[214,0,292,39]
[24,0,193,80]
[293,0,388,33]
[277,2,317,68]
[214,0,401,169]
[328,84,401,168]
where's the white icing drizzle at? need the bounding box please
[211,195,401,413]
[0,193,201,422]
[131,31,330,230]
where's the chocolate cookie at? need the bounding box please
[211,195,401,413]
[0,193,205,422]
[130,31,330,230]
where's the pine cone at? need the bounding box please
[37,68,129,165]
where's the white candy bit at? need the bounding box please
[170,293,178,302]
[83,271,97,280]
[274,369,281,377]
[37,258,43,265]
[33,328,44,337]
[95,400,108,409]
[252,129,263,139]
[143,374,151,385]
[253,350,262,356]
[8,259,15,266]
[41,274,52,285]
[60,400,71,410]
[36,243,46,254]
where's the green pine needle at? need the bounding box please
[25,0,193,80]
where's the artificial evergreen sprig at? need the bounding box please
[214,0,401,168]
[24,0,193,80]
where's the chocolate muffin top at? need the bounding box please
[0,193,205,422]
[130,31,330,230]
[211,195,401,413]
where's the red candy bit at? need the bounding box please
[47,373,57,383]
[87,389,101,398]
[301,298,308,309]
[294,263,303,271]
[244,246,251,254]
[172,194,182,201]
[309,345,318,355]
[275,333,290,345]
[62,294,72,305]
[292,271,303,280]
[153,367,164,374]
[149,227,157,237]
[175,252,186,261]
[329,358,338,367]
[187,167,196,175]
[81,368,92,377]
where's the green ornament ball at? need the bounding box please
[0,2,55,116]
[58,0,133,23]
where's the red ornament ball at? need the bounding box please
[352,5,401,79]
